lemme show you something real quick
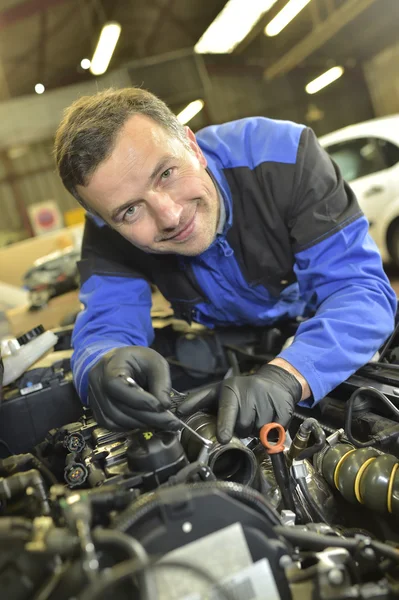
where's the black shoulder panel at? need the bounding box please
[78,216,152,283]
[289,128,362,252]
[224,162,296,297]
[223,127,362,295]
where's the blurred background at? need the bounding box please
[0,0,398,337]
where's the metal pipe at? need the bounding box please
[180,413,257,486]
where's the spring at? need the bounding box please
[321,443,399,515]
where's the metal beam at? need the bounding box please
[0,0,71,33]
[264,0,378,80]
[145,0,177,56]
[6,3,78,69]
[37,9,48,84]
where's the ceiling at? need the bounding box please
[0,0,397,101]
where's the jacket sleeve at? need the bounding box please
[71,217,154,403]
[71,275,154,403]
[278,128,397,404]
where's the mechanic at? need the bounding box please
[54,87,397,443]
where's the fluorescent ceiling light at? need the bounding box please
[90,22,121,76]
[80,58,91,70]
[305,66,344,94]
[177,100,204,125]
[265,0,311,37]
[195,0,278,54]
[35,83,45,94]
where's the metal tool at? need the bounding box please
[125,376,214,463]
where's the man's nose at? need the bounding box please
[150,192,183,230]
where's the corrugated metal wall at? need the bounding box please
[364,40,399,117]
[0,138,77,232]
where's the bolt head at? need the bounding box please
[328,568,344,586]
[182,522,192,533]
[279,555,293,569]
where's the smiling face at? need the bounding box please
[77,114,220,256]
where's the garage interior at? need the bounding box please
[0,1,399,599]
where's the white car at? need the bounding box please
[319,115,399,265]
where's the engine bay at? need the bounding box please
[1,323,399,600]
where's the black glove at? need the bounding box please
[177,364,302,443]
[88,346,179,432]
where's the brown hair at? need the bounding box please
[54,87,189,206]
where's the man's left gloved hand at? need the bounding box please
[177,364,303,444]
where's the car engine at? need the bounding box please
[1,324,399,600]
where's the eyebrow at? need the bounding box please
[109,155,174,222]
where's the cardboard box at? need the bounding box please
[0,224,83,288]
[5,286,204,339]
[6,290,81,337]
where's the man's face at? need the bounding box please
[77,114,220,256]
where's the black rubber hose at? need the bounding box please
[30,455,58,486]
[270,452,297,513]
[77,557,235,600]
[112,481,281,533]
[92,529,148,565]
[296,419,326,461]
[344,387,399,448]
[0,453,57,485]
[293,411,335,435]
[296,477,330,525]
[0,516,32,542]
[0,469,50,515]
[274,526,399,562]
[377,320,399,362]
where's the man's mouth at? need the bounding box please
[163,212,197,243]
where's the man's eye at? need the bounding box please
[161,168,172,179]
[123,205,138,221]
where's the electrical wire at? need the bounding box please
[32,561,72,600]
[377,320,399,362]
[77,556,236,600]
[345,386,399,448]
[0,439,12,456]
[166,357,227,376]
[222,343,275,363]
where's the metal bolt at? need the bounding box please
[362,547,375,559]
[281,510,296,527]
[279,555,293,569]
[182,522,192,533]
[328,568,344,586]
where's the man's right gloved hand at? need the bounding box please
[88,346,179,432]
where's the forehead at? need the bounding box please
[100,114,174,167]
[78,114,183,209]
[101,114,183,174]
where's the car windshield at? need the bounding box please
[324,137,387,182]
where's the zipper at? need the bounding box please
[217,237,234,257]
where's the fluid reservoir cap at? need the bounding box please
[17,325,45,346]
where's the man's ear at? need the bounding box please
[185,126,207,168]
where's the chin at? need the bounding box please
[175,235,214,257]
